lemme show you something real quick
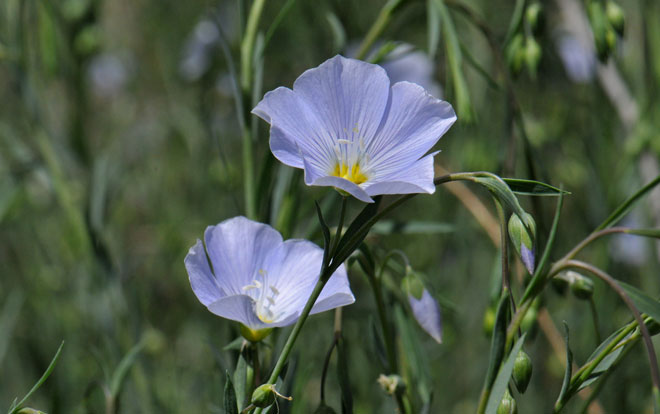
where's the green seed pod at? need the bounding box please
[483,306,496,337]
[605,28,618,52]
[588,1,610,61]
[606,1,625,35]
[251,384,276,408]
[508,212,536,274]
[497,389,518,414]
[525,37,542,79]
[569,272,594,300]
[520,305,538,333]
[314,403,338,414]
[506,34,525,76]
[551,275,569,295]
[646,319,660,336]
[513,350,533,393]
[525,3,543,34]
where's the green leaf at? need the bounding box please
[554,322,573,411]
[618,281,660,322]
[503,178,569,196]
[110,340,146,398]
[11,341,64,414]
[233,350,248,411]
[485,292,510,390]
[427,0,441,59]
[394,305,432,403]
[503,0,526,45]
[336,336,353,414]
[625,228,660,239]
[472,175,527,222]
[485,332,527,414]
[316,201,332,265]
[435,0,472,121]
[224,371,239,414]
[332,197,382,272]
[371,220,454,235]
[596,174,660,231]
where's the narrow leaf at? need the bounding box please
[233,350,248,411]
[371,220,454,235]
[427,0,441,59]
[485,332,527,414]
[485,292,510,389]
[555,322,573,410]
[110,340,146,397]
[224,371,239,414]
[596,174,660,231]
[625,228,660,239]
[619,281,660,323]
[503,178,569,196]
[12,341,64,413]
[336,336,353,414]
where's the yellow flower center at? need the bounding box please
[332,162,368,185]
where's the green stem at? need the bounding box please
[368,267,397,374]
[355,0,405,60]
[241,0,266,94]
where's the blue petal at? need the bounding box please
[292,55,391,149]
[204,217,283,295]
[521,244,535,275]
[185,239,224,306]
[408,290,443,343]
[308,174,373,203]
[365,152,437,196]
[367,81,455,180]
[207,294,268,330]
[263,240,355,326]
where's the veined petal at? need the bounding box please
[311,175,373,203]
[293,55,391,149]
[185,239,224,306]
[204,217,283,295]
[208,295,269,330]
[409,289,443,343]
[365,152,437,196]
[264,240,355,325]
[310,263,355,315]
[368,81,456,171]
[253,87,335,171]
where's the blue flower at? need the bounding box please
[409,289,443,344]
[185,217,355,331]
[253,55,456,203]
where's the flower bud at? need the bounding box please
[251,384,276,408]
[570,274,594,300]
[525,3,543,34]
[606,1,625,35]
[513,350,533,393]
[403,271,443,343]
[497,389,518,414]
[377,374,406,396]
[508,213,536,274]
[551,276,569,295]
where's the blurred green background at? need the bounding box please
[2,0,660,412]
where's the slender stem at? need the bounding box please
[495,201,516,316]
[368,267,398,374]
[564,260,660,391]
[240,0,266,94]
[319,337,338,403]
[355,0,405,60]
[588,298,602,344]
[560,227,627,263]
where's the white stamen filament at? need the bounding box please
[242,269,281,323]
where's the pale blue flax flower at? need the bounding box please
[253,55,457,203]
[185,217,355,335]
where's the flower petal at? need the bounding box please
[310,263,355,315]
[207,294,268,330]
[309,174,374,203]
[264,240,355,325]
[365,152,437,196]
[185,239,224,306]
[204,216,283,295]
[253,87,334,170]
[293,55,391,148]
[408,289,443,343]
[367,81,456,174]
